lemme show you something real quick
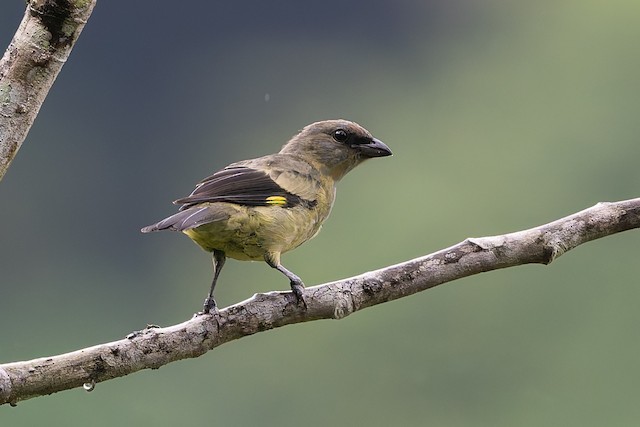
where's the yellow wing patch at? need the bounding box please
[265,196,288,206]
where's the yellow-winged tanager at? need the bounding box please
[142,119,392,312]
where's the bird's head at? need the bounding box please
[279,119,392,181]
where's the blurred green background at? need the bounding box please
[1,0,639,425]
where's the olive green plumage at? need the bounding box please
[142,119,392,312]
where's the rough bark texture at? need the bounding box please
[1,198,638,406]
[0,0,96,180]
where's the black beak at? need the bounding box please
[354,138,392,158]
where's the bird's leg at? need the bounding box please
[276,264,307,308]
[203,249,226,313]
[264,252,307,308]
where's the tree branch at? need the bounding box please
[1,197,638,406]
[0,0,96,181]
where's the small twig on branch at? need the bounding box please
[0,0,97,181]
[0,197,638,406]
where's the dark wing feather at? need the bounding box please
[175,166,310,210]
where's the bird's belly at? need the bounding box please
[183,204,325,261]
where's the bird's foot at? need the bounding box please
[200,296,218,315]
[290,282,307,309]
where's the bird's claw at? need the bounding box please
[201,296,218,315]
[290,282,307,309]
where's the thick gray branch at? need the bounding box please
[1,197,638,406]
[0,0,96,180]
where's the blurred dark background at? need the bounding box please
[1,1,639,425]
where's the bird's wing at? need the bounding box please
[174,164,316,210]
[240,155,325,202]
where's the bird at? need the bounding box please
[141,119,392,313]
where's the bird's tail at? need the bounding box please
[141,206,228,233]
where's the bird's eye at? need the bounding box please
[333,129,349,143]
